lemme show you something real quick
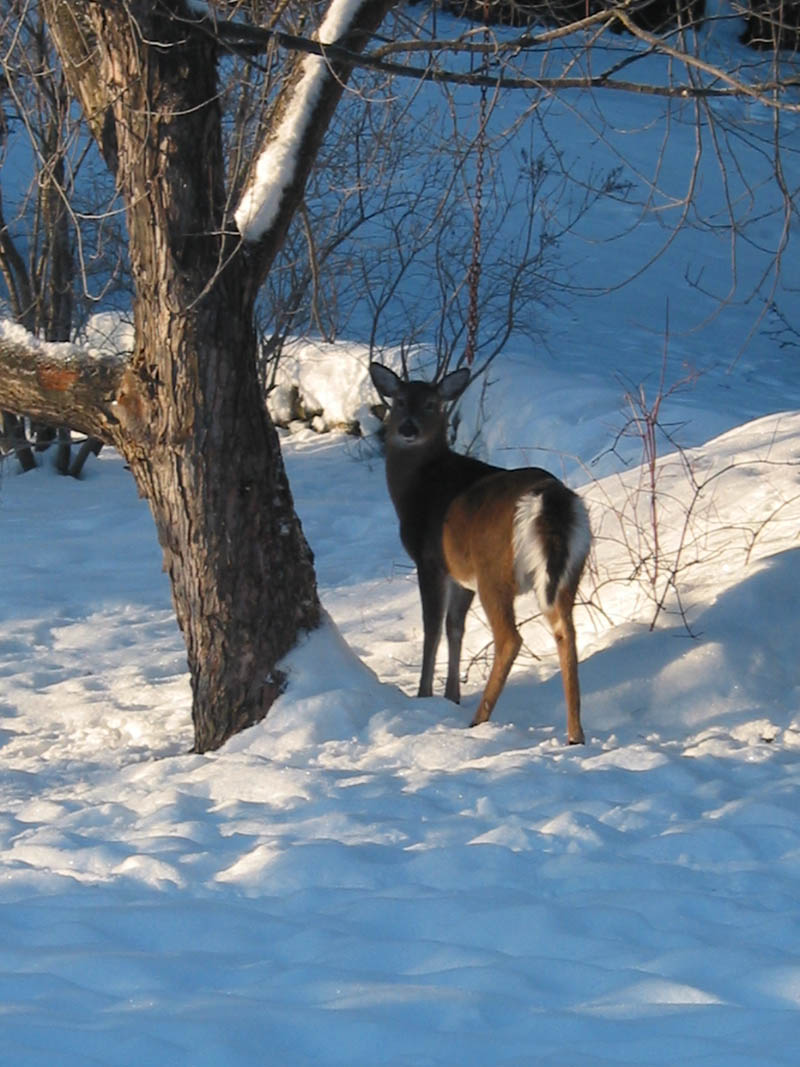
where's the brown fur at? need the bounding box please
[370,362,589,744]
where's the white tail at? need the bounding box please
[370,361,590,744]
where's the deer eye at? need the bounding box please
[424,399,437,413]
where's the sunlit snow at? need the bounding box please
[2,5,800,1065]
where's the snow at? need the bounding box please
[0,319,37,348]
[3,7,800,1065]
[267,339,381,432]
[0,316,130,367]
[234,0,370,241]
[0,319,82,363]
[3,384,799,1065]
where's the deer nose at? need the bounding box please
[397,418,419,440]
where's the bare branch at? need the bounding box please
[39,1,115,170]
[614,8,800,111]
[187,3,800,110]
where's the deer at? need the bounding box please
[370,361,591,745]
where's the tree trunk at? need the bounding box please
[26,0,397,750]
[0,411,36,471]
[107,5,321,751]
[33,142,75,470]
[126,310,320,753]
[41,0,321,751]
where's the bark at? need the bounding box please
[128,302,321,752]
[12,0,397,751]
[37,0,315,750]
[0,186,36,330]
[1,58,76,471]
[39,148,73,345]
[0,327,124,440]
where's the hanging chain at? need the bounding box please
[463,8,491,368]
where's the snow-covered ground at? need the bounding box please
[2,7,800,1065]
[3,377,800,1066]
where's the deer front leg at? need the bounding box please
[444,581,474,703]
[416,561,448,698]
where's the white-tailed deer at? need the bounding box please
[370,362,591,744]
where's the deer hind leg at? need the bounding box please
[444,581,474,704]
[470,579,522,727]
[546,583,584,745]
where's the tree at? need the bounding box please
[1,1,797,754]
[0,0,395,752]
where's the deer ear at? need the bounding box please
[370,362,402,399]
[438,367,470,402]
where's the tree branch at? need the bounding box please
[234,0,397,277]
[187,3,800,112]
[0,320,127,442]
[40,0,117,172]
[0,186,36,331]
[614,9,799,110]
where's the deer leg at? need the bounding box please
[417,562,448,698]
[444,581,474,703]
[470,581,522,727]
[547,586,584,745]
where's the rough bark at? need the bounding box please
[1,48,77,470]
[0,173,38,471]
[0,327,124,440]
[39,0,319,751]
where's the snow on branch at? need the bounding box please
[234,0,369,243]
[0,318,128,442]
